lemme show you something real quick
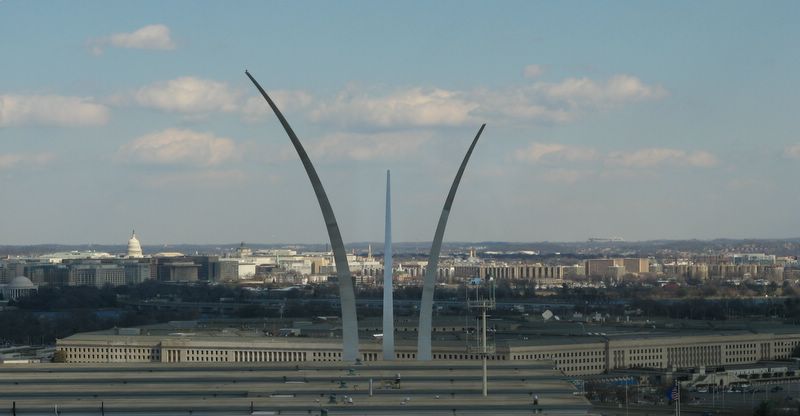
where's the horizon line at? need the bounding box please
[2,237,800,248]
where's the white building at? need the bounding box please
[1,276,38,300]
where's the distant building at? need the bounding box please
[585,258,649,278]
[67,262,126,287]
[123,259,152,285]
[622,258,649,274]
[234,242,252,258]
[0,276,38,300]
[662,263,709,280]
[563,264,585,278]
[156,260,200,282]
[585,259,623,277]
[56,319,800,377]
[709,264,763,279]
[153,256,230,282]
[453,263,564,281]
[731,253,776,265]
[217,259,239,282]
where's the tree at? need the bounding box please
[52,350,66,363]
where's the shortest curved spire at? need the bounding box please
[418,124,486,361]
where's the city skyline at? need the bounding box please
[2,1,800,244]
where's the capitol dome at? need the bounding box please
[127,230,144,258]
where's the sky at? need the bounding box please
[1,1,799,245]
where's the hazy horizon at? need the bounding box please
[3,237,800,249]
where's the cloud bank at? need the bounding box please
[0,95,109,127]
[133,77,240,114]
[119,128,239,167]
[785,144,800,160]
[125,70,667,130]
[0,153,55,170]
[516,143,719,177]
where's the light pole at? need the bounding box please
[466,276,496,397]
[625,383,629,416]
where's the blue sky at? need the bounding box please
[1,1,798,244]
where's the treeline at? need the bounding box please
[0,309,199,345]
[10,280,254,310]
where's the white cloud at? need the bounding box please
[308,131,433,161]
[119,128,239,166]
[784,144,800,160]
[535,74,667,107]
[523,64,545,78]
[135,69,665,128]
[0,95,109,127]
[473,88,572,123]
[607,148,718,168]
[241,90,313,122]
[133,77,240,114]
[513,145,718,181]
[470,73,666,124]
[310,87,478,128]
[0,152,55,170]
[514,142,597,163]
[91,24,175,54]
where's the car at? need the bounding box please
[771,386,784,393]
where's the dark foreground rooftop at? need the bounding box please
[0,360,590,415]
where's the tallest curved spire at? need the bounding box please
[417,124,486,360]
[245,70,360,361]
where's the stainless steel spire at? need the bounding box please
[382,170,395,360]
[245,70,360,362]
[417,124,486,360]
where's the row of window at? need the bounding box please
[726,343,757,349]
[630,348,662,354]
[433,353,506,361]
[59,337,800,366]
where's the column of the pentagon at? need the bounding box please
[383,170,395,360]
[417,124,486,360]
[245,70,359,361]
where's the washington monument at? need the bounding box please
[383,170,395,360]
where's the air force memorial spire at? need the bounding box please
[417,124,487,360]
[246,70,486,362]
[245,70,360,362]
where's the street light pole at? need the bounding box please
[482,305,488,397]
[466,276,495,398]
[625,383,629,416]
